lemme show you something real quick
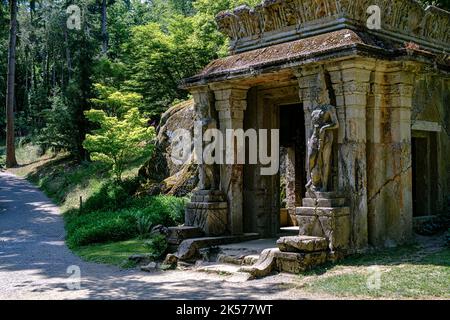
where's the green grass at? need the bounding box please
[303,246,450,299]
[73,239,149,268]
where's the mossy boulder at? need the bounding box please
[138,99,198,196]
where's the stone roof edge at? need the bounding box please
[181,43,450,89]
[215,0,450,55]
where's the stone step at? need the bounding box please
[196,263,253,282]
[196,263,242,275]
[239,248,329,278]
[217,252,260,266]
[174,233,260,261]
[277,236,329,253]
[167,226,204,245]
[302,197,346,207]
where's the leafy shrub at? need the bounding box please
[83,107,155,182]
[81,177,140,213]
[136,213,154,238]
[163,195,188,225]
[66,211,137,248]
[145,234,168,259]
[37,88,79,153]
[65,195,188,248]
[127,195,187,226]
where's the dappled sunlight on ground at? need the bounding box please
[0,170,448,300]
[0,171,307,300]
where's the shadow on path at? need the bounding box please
[0,172,295,300]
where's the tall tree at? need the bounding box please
[101,0,108,55]
[5,0,18,167]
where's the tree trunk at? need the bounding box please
[101,0,108,55]
[5,0,18,168]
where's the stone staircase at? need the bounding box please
[239,236,329,278]
[166,227,334,279]
[172,235,331,279]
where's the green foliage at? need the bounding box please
[37,89,78,152]
[145,234,169,259]
[65,194,186,248]
[136,214,155,238]
[167,195,190,224]
[91,83,143,117]
[66,210,138,247]
[1,0,269,144]
[81,178,139,213]
[123,22,199,116]
[446,229,450,247]
[83,107,155,181]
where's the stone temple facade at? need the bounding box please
[180,0,450,255]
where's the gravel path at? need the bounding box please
[0,171,317,300]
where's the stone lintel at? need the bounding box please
[412,120,442,132]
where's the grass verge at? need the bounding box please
[73,239,149,268]
[303,243,450,299]
[7,143,188,267]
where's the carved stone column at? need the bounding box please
[211,84,249,235]
[295,66,351,257]
[366,62,414,246]
[185,86,228,236]
[327,59,374,251]
[387,68,414,244]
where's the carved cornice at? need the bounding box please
[371,83,414,96]
[216,0,450,53]
[334,82,371,95]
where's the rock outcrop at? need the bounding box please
[138,99,198,196]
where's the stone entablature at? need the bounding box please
[216,0,450,54]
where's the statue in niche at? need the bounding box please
[306,72,339,193]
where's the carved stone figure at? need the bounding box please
[306,104,339,193]
[198,116,219,191]
[193,91,219,191]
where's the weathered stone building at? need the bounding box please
[181,0,450,255]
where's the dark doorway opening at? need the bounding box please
[279,104,306,227]
[412,132,438,217]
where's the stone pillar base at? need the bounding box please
[185,190,228,236]
[296,192,350,253]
